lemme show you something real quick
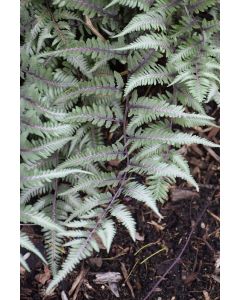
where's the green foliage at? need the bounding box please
[21,0,219,294]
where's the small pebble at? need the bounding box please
[201,222,206,229]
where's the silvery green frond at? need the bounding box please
[111,204,136,240]
[20,232,48,265]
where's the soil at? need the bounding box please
[21,110,220,300]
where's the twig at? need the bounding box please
[142,202,209,300]
[207,209,220,222]
[204,146,220,162]
[69,267,89,296]
[134,240,161,256]
[85,16,106,42]
[140,246,167,265]
[123,259,139,283]
[121,263,135,298]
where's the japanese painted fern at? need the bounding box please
[20,0,219,293]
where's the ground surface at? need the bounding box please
[21,109,220,300]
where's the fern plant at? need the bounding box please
[20,0,219,294]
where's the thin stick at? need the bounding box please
[142,202,209,300]
[134,240,161,256]
[140,247,166,265]
[85,16,106,42]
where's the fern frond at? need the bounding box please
[97,219,116,252]
[111,204,136,240]
[44,230,63,275]
[59,172,119,195]
[124,182,161,217]
[114,12,166,37]
[124,65,170,96]
[66,193,110,222]
[129,126,219,148]
[130,159,199,190]
[38,38,126,59]
[21,183,53,204]
[105,0,152,11]
[63,104,122,128]
[21,119,76,138]
[57,0,117,18]
[57,144,124,169]
[21,137,73,163]
[20,254,30,272]
[21,168,92,187]
[115,34,169,52]
[21,205,65,233]
[46,246,93,293]
[20,232,48,265]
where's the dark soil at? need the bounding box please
[21,112,220,300]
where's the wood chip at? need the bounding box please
[171,189,199,202]
[94,272,122,298]
[108,282,120,298]
[121,263,135,298]
[94,272,122,284]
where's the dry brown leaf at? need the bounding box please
[35,265,51,285]
[147,220,165,231]
[108,159,121,167]
[208,127,220,139]
[183,272,198,285]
